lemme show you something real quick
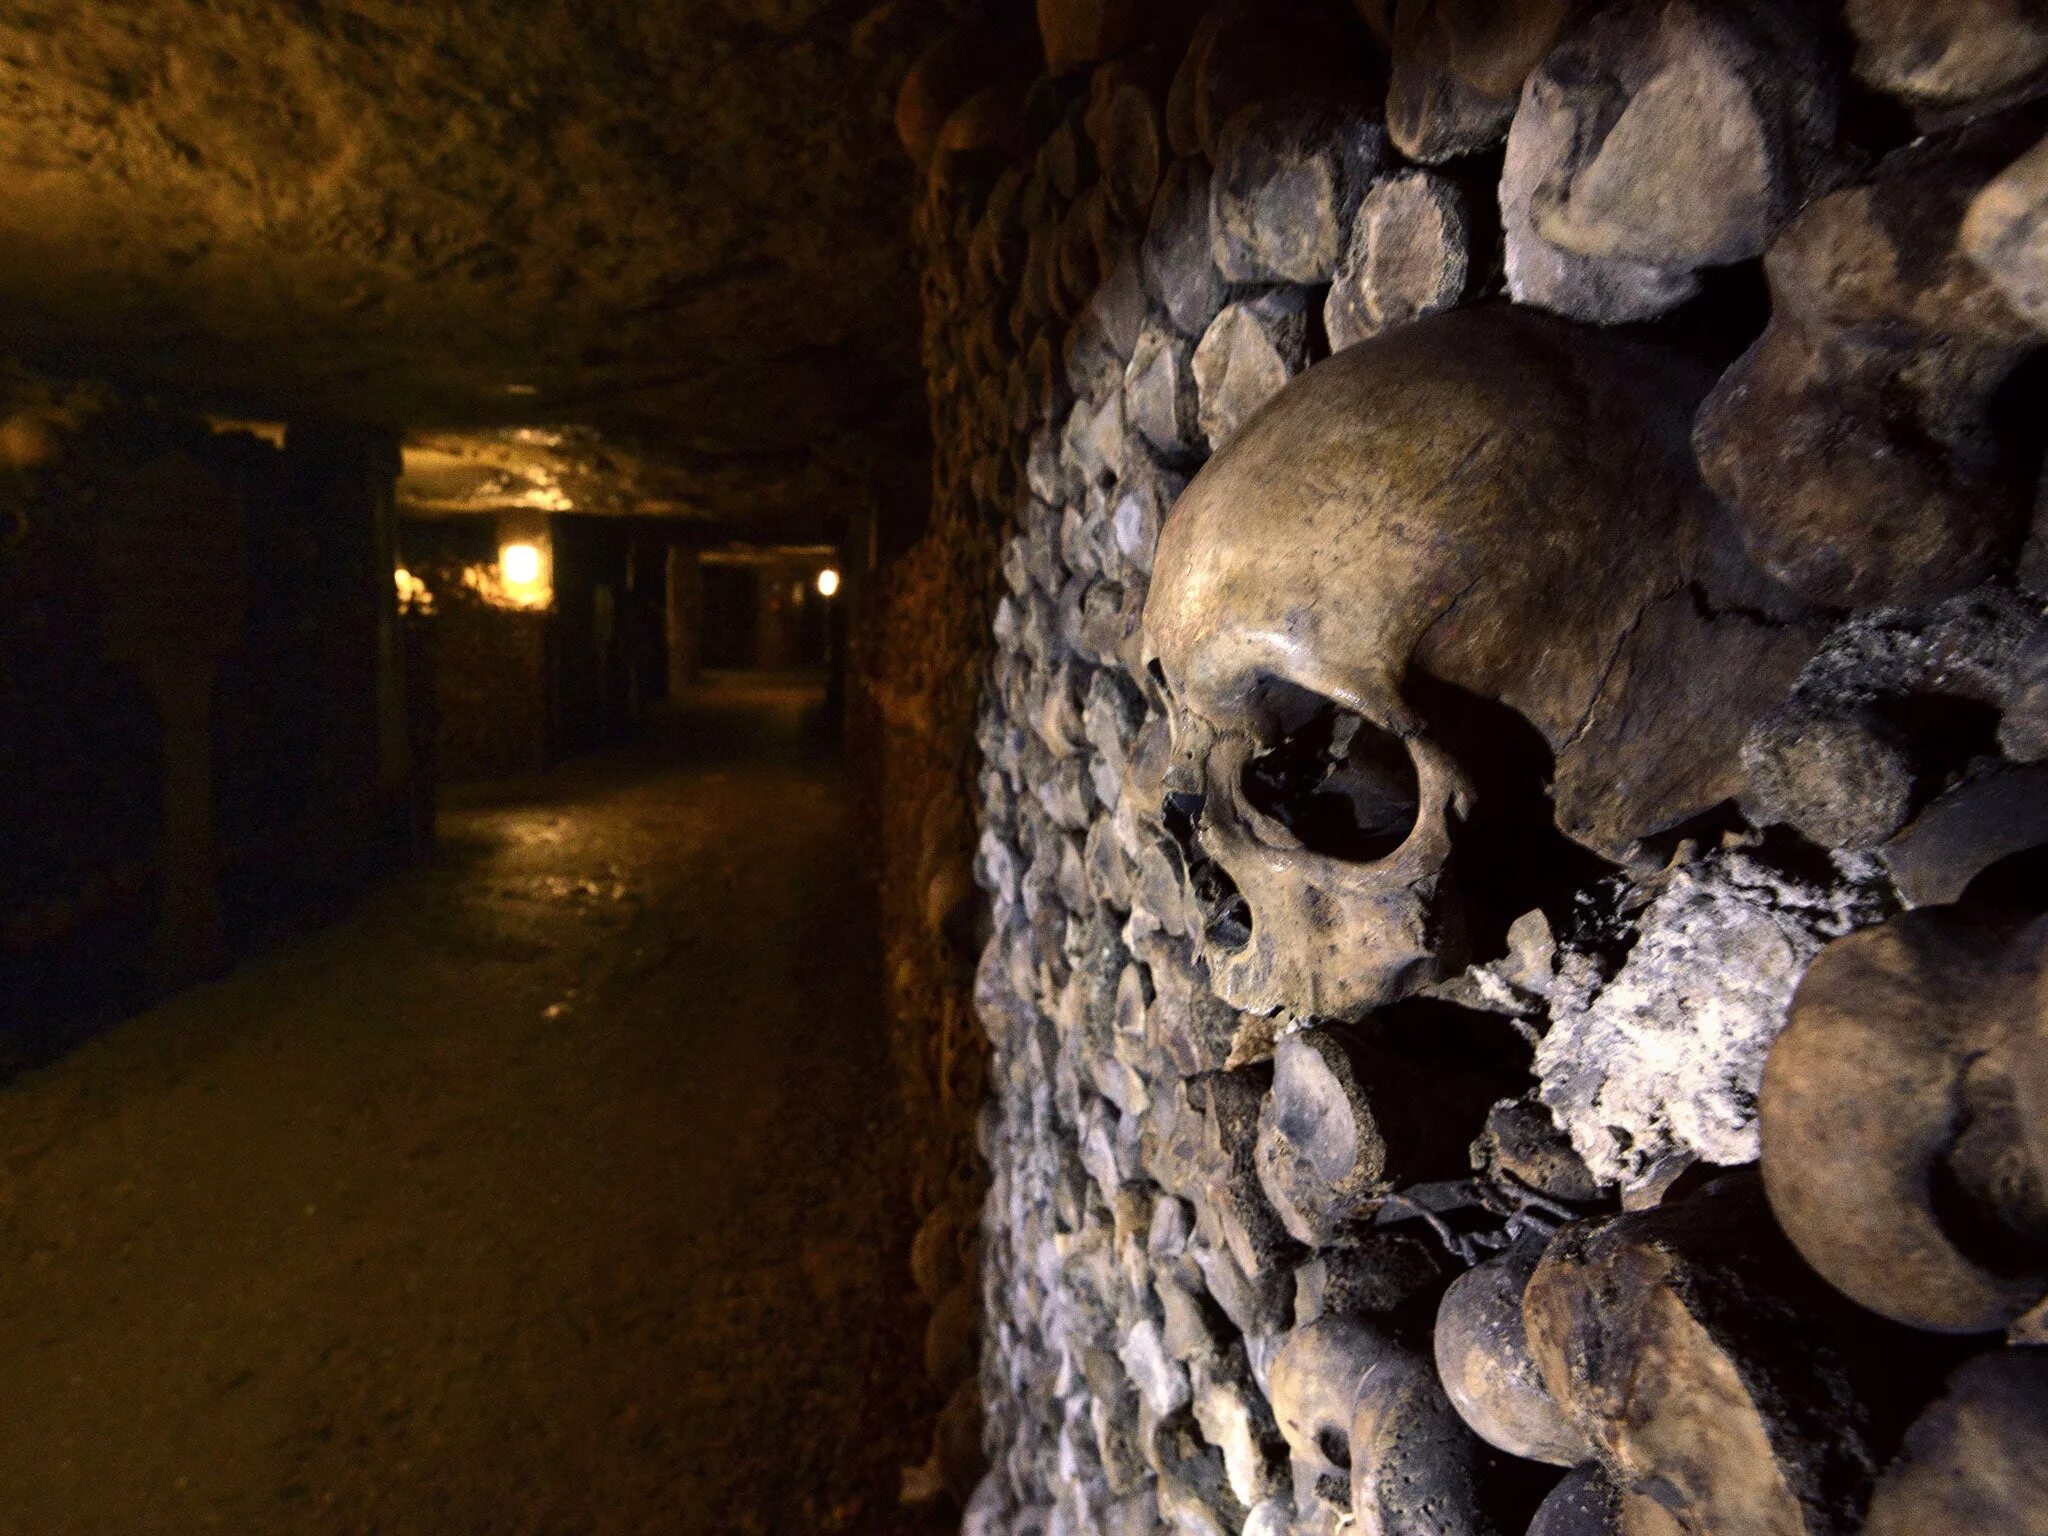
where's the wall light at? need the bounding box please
[486,539,553,610]
[816,566,841,598]
[502,542,543,586]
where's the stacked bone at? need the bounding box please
[888,8,1039,1507]
[918,1,2048,1533]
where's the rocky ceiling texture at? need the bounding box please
[0,0,945,525]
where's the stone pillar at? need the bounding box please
[94,449,248,985]
[666,546,703,696]
[283,422,412,865]
[754,562,798,670]
[824,515,867,737]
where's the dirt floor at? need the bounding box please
[0,676,939,1536]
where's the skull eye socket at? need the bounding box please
[1315,1425,1351,1472]
[1241,683,1419,862]
[1164,789,1255,953]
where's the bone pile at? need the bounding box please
[907,2,2048,1533]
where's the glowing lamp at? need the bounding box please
[816,567,841,598]
[501,542,543,586]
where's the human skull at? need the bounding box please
[1142,305,1816,1019]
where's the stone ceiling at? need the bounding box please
[0,0,939,524]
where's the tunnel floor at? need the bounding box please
[0,675,932,1536]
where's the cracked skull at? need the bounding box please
[1142,305,1817,1019]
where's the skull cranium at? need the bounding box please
[1142,305,1816,1020]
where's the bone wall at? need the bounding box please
[888,3,2048,1533]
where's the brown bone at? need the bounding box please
[1527,1465,1690,1536]
[1323,169,1470,351]
[1760,907,2048,1334]
[1694,119,2044,609]
[1269,1315,1488,1533]
[896,16,1038,169]
[1190,287,1312,450]
[1209,101,1390,285]
[1963,127,2048,334]
[1386,0,1587,164]
[1037,0,1179,78]
[1524,1175,1881,1536]
[1503,0,1849,324]
[1254,1014,1516,1245]
[1846,0,2048,121]
[1433,1234,1592,1467]
[1524,0,1848,271]
[1861,1350,2048,1536]
[1166,0,1378,162]
[1143,158,1229,340]
[1086,58,1169,229]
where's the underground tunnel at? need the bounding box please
[3,1,2048,1534]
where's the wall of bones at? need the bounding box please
[892,1,2048,1532]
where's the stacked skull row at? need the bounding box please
[910,0,2048,1533]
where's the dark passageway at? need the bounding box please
[0,678,925,1536]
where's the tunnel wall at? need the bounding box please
[666,549,704,695]
[0,399,417,1071]
[428,607,556,782]
[877,3,2048,1533]
[396,513,666,783]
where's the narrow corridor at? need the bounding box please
[0,678,924,1536]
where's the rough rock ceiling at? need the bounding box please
[0,0,935,523]
[397,424,877,531]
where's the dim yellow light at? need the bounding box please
[816,567,841,598]
[501,542,543,586]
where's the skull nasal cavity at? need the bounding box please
[1241,686,1420,862]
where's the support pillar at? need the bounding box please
[284,422,412,862]
[666,546,703,696]
[94,449,247,986]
